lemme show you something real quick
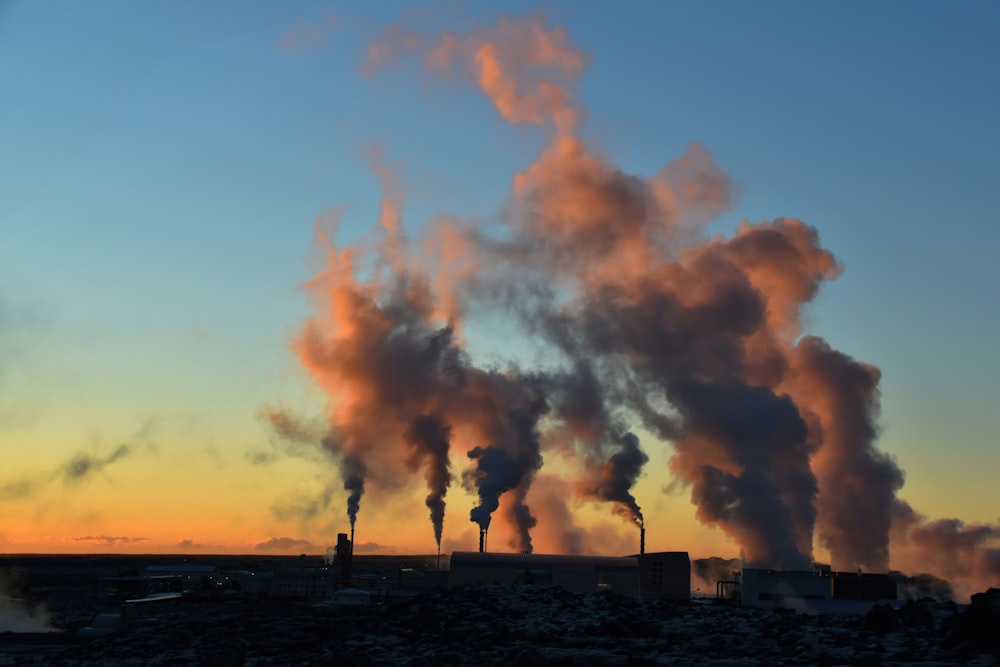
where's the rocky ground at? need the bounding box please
[2,585,999,666]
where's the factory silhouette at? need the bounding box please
[255,14,998,602]
[182,524,900,613]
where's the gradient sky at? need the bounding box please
[1,1,998,562]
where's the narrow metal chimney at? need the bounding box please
[479,529,485,553]
[640,523,645,557]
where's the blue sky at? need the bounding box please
[1,1,998,553]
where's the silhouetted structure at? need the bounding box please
[718,567,899,609]
[740,568,833,610]
[449,552,640,598]
[637,552,690,601]
[334,533,353,582]
[832,571,898,601]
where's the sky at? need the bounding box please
[1,1,998,590]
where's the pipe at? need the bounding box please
[479,530,484,553]
[640,525,645,557]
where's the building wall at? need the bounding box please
[448,552,640,598]
[638,552,690,601]
[740,569,832,610]
[270,568,333,599]
[832,572,898,601]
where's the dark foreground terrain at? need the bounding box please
[2,555,999,666]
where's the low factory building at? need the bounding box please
[720,567,899,611]
[330,587,371,606]
[739,568,833,611]
[832,571,898,602]
[270,567,334,600]
[637,552,691,601]
[449,552,641,598]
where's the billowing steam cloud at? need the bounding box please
[404,413,451,547]
[890,500,1000,600]
[0,569,55,633]
[579,432,648,527]
[267,13,999,590]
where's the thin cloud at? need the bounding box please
[277,14,336,52]
[176,539,206,549]
[253,536,314,552]
[271,483,336,522]
[72,535,148,547]
[61,443,133,483]
[248,405,333,466]
[0,421,158,501]
[352,541,395,554]
[0,477,43,501]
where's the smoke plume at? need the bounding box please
[691,557,743,596]
[267,12,999,592]
[579,432,648,526]
[0,569,55,633]
[890,500,1000,600]
[404,412,452,548]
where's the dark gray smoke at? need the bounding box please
[404,412,452,547]
[62,443,132,483]
[691,557,743,595]
[339,453,366,530]
[270,15,998,586]
[505,479,539,553]
[581,432,648,526]
[669,378,816,569]
[891,571,955,602]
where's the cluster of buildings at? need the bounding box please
[719,566,898,612]
[100,530,897,613]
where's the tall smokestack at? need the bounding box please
[640,521,646,557]
[350,524,355,559]
[336,533,352,582]
[479,529,485,553]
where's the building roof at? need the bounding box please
[450,552,638,569]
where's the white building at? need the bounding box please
[739,568,832,611]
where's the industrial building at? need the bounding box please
[832,571,898,602]
[738,568,833,611]
[717,567,899,611]
[449,551,641,598]
[637,552,691,601]
[270,567,334,600]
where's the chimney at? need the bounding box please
[640,523,645,557]
[479,529,485,553]
[336,533,353,582]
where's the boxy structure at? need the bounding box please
[719,567,899,612]
[739,568,832,611]
[832,571,898,602]
[637,552,691,601]
[270,567,333,600]
[449,552,640,598]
